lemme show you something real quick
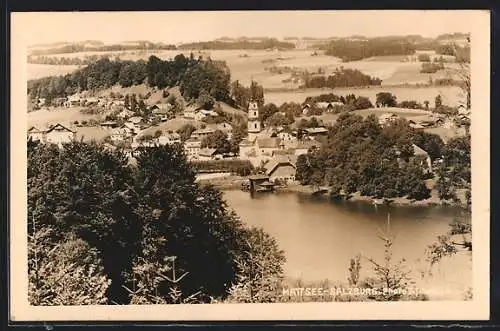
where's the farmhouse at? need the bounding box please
[412,144,433,172]
[117,109,135,119]
[45,123,76,146]
[199,109,219,117]
[84,97,99,107]
[302,104,311,116]
[184,138,202,160]
[158,132,181,145]
[198,148,218,161]
[27,126,46,142]
[316,101,344,111]
[256,137,284,157]
[52,97,67,107]
[194,112,207,121]
[100,121,118,128]
[238,139,256,160]
[183,106,197,119]
[304,127,328,139]
[264,154,298,183]
[378,113,399,125]
[111,124,135,142]
[65,95,81,107]
[277,132,297,148]
[294,140,319,156]
[206,122,233,139]
[191,128,216,139]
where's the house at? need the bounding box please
[315,102,343,110]
[198,148,217,161]
[45,123,75,146]
[65,95,81,107]
[294,140,319,156]
[457,105,471,117]
[117,109,134,120]
[378,113,399,125]
[304,127,328,138]
[84,97,99,107]
[27,126,45,142]
[321,101,344,112]
[199,109,219,117]
[111,100,126,111]
[111,124,135,141]
[128,116,143,125]
[191,128,216,139]
[103,143,117,152]
[36,98,46,107]
[409,123,425,130]
[150,103,174,121]
[277,132,297,148]
[183,106,197,119]
[158,132,181,145]
[265,154,298,183]
[412,144,433,172]
[194,112,207,121]
[207,122,233,139]
[184,138,202,160]
[238,139,256,160]
[302,104,311,116]
[52,97,67,107]
[100,121,118,128]
[256,137,284,157]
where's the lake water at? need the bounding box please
[223,189,472,300]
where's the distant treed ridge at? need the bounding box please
[27,54,233,104]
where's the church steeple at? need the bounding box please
[247,100,261,142]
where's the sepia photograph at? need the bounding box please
[10,10,490,321]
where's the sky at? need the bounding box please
[11,10,478,46]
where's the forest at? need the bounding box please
[178,38,295,50]
[27,54,233,105]
[319,38,417,62]
[27,141,285,305]
[30,41,177,56]
[295,113,470,201]
[302,68,382,88]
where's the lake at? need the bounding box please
[223,189,472,300]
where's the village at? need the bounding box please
[27,89,471,194]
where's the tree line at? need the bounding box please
[295,113,447,200]
[319,38,416,62]
[28,140,285,305]
[27,54,233,106]
[302,68,382,88]
[178,38,295,50]
[30,41,177,56]
[28,55,110,66]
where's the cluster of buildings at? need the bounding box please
[183,106,220,121]
[27,124,76,147]
[378,105,471,131]
[28,92,470,186]
[302,101,344,115]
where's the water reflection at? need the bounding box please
[223,189,471,299]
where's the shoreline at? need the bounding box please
[198,177,466,208]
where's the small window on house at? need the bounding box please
[254,123,257,129]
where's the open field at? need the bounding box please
[75,126,112,143]
[28,64,84,80]
[28,49,467,90]
[265,85,464,107]
[27,107,109,129]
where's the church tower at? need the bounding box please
[247,100,261,142]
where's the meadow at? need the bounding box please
[28,49,464,91]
